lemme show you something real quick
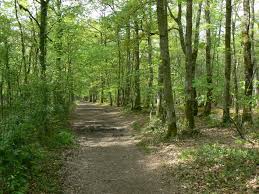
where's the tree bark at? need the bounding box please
[242,0,253,123]
[116,27,122,107]
[157,0,177,137]
[146,0,154,108]
[4,41,12,108]
[15,0,27,84]
[251,0,258,107]
[185,0,195,129]
[223,0,232,123]
[204,0,212,115]
[133,20,141,110]
[191,2,202,116]
[124,21,131,106]
[232,4,240,119]
[156,61,164,119]
[39,0,50,132]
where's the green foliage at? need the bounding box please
[0,122,43,193]
[0,97,75,193]
[178,144,259,192]
[49,130,75,149]
[137,118,168,151]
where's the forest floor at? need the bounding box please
[61,102,259,194]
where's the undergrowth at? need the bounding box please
[135,115,259,192]
[135,118,168,152]
[171,144,259,193]
[0,102,75,194]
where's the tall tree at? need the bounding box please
[251,0,258,107]
[146,0,154,108]
[191,2,202,116]
[157,0,177,137]
[232,3,240,118]
[223,0,232,123]
[204,0,212,115]
[133,19,141,110]
[185,0,195,129]
[242,0,253,123]
[168,2,202,117]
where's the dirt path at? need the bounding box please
[62,102,174,194]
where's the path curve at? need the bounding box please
[62,102,173,194]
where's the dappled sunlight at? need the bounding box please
[62,102,177,193]
[78,136,135,148]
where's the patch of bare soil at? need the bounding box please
[61,102,176,194]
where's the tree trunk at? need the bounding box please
[38,0,50,132]
[133,20,141,110]
[116,27,122,107]
[251,0,258,107]
[124,21,131,106]
[0,78,3,119]
[4,41,12,108]
[157,0,177,137]
[204,0,212,115]
[146,0,154,108]
[191,2,202,116]
[242,0,253,123]
[185,0,195,129]
[232,4,240,119]
[223,0,232,123]
[15,0,27,84]
[156,62,164,120]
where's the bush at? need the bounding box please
[0,123,45,193]
[48,129,75,149]
[0,111,75,193]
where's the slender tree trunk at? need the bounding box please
[191,2,202,116]
[133,20,141,110]
[0,79,3,119]
[251,0,258,107]
[54,0,65,113]
[4,41,12,108]
[116,28,122,106]
[156,62,164,119]
[242,0,253,123]
[147,33,154,108]
[204,0,212,115]
[168,2,201,117]
[185,0,195,129]
[39,0,49,132]
[157,0,177,137]
[15,0,27,84]
[232,4,240,118]
[223,0,232,123]
[125,21,131,106]
[212,2,223,101]
[101,77,104,103]
[146,0,154,108]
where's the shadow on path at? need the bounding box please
[62,102,174,194]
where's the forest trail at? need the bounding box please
[62,102,173,194]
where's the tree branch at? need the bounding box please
[18,3,40,28]
[167,6,178,22]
